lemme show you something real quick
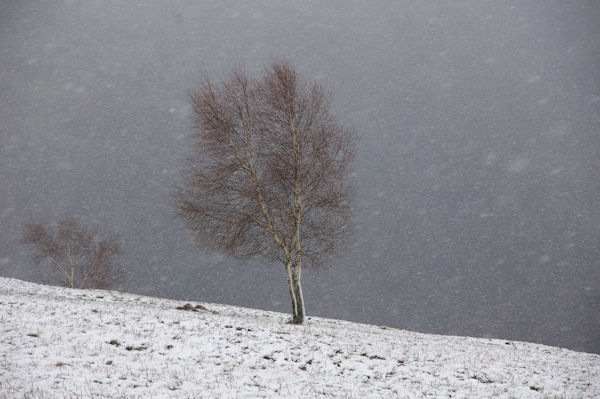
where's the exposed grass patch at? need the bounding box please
[471,374,495,384]
[360,352,385,360]
[125,344,148,351]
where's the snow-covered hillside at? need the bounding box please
[0,277,598,398]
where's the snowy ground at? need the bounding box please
[0,277,598,398]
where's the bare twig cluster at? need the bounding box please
[22,216,124,289]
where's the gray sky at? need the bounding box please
[1,0,599,353]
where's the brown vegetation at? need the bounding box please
[22,216,124,289]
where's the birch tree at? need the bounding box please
[22,217,124,289]
[175,61,355,324]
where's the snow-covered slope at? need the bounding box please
[0,277,598,398]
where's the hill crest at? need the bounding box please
[0,277,598,398]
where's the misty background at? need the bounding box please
[1,1,598,353]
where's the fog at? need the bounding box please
[1,1,598,353]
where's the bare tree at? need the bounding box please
[21,216,124,289]
[175,61,355,324]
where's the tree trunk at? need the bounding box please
[285,260,305,324]
[291,262,305,324]
[285,260,298,320]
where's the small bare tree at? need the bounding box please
[22,216,124,289]
[175,61,355,324]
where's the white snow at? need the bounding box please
[0,277,598,398]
